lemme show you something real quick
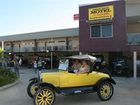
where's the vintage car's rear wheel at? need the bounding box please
[97,81,114,101]
[27,81,38,98]
[34,87,55,105]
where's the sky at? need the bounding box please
[0,0,113,36]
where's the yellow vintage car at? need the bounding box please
[27,54,116,105]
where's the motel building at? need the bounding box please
[0,0,140,79]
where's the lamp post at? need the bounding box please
[133,51,137,80]
[51,51,53,70]
[51,37,53,70]
[46,51,52,70]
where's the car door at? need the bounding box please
[59,72,96,88]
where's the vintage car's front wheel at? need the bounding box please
[34,87,55,105]
[27,81,38,98]
[97,81,114,101]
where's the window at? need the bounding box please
[102,24,112,37]
[58,40,65,43]
[53,46,58,51]
[91,25,100,37]
[90,23,113,38]
[128,34,140,45]
[6,43,10,46]
[46,46,51,50]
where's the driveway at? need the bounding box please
[0,68,140,105]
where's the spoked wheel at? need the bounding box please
[97,81,114,101]
[27,81,38,98]
[34,87,55,105]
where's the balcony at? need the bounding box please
[67,45,72,51]
[53,46,66,51]
[4,45,79,53]
[46,46,67,51]
[45,45,79,51]
[67,45,79,51]
[20,47,35,52]
[4,47,12,52]
[128,33,140,45]
[13,47,20,52]
[37,46,46,52]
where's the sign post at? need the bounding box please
[73,14,79,20]
[133,51,137,80]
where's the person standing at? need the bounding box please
[19,58,22,68]
[19,58,22,65]
[37,58,43,79]
[33,60,37,73]
[14,58,20,77]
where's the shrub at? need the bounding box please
[0,68,17,87]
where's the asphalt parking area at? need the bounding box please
[0,68,140,105]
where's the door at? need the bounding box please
[59,72,96,88]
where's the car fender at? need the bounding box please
[95,77,116,88]
[29,77,38,82]
[34,82,61,94]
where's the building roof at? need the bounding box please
[126,0,140,4]
[0,28,79,41]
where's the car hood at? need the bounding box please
[40,71,66,87]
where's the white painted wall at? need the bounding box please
[21,40,35,47]
[47,37,66,46]
[126,3,140,17]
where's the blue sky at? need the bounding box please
[0,0,112,36]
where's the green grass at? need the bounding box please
[0,68,17,87]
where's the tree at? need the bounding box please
[0,47,4,58]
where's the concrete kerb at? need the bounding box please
[0,78,20,91]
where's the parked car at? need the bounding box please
[27,54,116,105]
[112,58,128,76]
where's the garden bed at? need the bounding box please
[0,68,17,87]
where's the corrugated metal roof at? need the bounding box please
[0,28,79,41]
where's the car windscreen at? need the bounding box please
[58,59,69,71]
